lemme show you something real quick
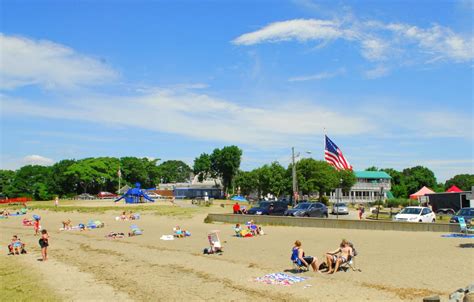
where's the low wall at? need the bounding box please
[205,214,460,233]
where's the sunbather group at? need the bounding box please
[291,239,356,274]
[234,220,264,237]
[117,211,140,221]
[173,226,191,238]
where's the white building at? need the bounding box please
[330,171,392,203]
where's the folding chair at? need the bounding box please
[458,217,474,235]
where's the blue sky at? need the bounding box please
[0,0,473,182]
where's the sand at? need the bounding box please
[1,205,473,301]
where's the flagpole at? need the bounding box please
[118,163,121,194]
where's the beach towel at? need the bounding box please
[441,234,474,238]
[255,273,309,286]
[160,235,175,240]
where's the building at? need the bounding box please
[330,171,392,203]
[427,186,474,213]
[158,176,224,199]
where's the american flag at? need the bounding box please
[324,135,352,171]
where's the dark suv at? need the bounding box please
[284,202,328,218]
[247,201,288,215]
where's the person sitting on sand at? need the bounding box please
[62,219,72,230]
[8,235,23,255]
[120,211,127,220]
[291,240,319,272]
[174,226,184,238]
[128,211,135,220]
[324,239,353,274]
[247,220,261,236]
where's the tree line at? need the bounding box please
[0,145,472,201]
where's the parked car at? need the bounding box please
[331,203,349,215]
[393,206,436,223]
[97,192,118,199]
[284,202,328,218]
[436,208,456,215]
[450,207,474,224]
[146,192,162,199]
[75,193,96,200]
[247,201,288,216]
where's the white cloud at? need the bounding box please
[232,19,346,45]
[233,18,474,66]
[22,155,54,166]
[364,65,389,79]
[0,34,118,90]
[288,68,346,82]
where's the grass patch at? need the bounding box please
[3,201,207,217]
[0,257,61,301]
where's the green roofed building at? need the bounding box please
[330,171,392,203]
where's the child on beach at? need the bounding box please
[8,235,24,255]
[34,218,40,236]
[39,229,49,261]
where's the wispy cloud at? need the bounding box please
[232,18,474,67]
[288,68,346,82]
[0,34,118,90]
[364,65,389,79]
[0,91,372,148]
[232,19,346,46]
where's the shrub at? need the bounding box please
[319,195,329,206]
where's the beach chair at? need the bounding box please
[339,243,361,272]
[458,217,474,235]
[205,230,222,254]
[290,249,309,272]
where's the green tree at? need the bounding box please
[158,160,192,183]
[365,166,379,171]
[295,159,339,200]
[4,165,53,200]
[119,157,161,188]
[402,166,437,195]
[251,162,288,197]
[234,170,258,196]
[445,174,474,191]
[339,170,357,193]
[209,146,243,194]
[193,153,212,182]
[48,159,77,196]
[381,168,407,198]
[0,170,15,195]
[65,157,120,194]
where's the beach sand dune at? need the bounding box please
[1,209,472,301]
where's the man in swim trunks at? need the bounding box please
[325,239,353,274]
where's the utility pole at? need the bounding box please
[292,147,297,207]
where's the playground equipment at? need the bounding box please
[114,183,154,204]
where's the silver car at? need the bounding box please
[331,203,349,215]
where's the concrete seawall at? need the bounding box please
[206,214,460,233]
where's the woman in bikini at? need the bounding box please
[39,229,49,261]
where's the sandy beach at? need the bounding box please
[1,203,473,301]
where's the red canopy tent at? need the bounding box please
[446,185,463,193]
[409,186,435,200]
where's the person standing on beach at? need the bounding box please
[39,229,49,261]
[358,205,364,220]
[54,196,59,207]
[34,218,40,236]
